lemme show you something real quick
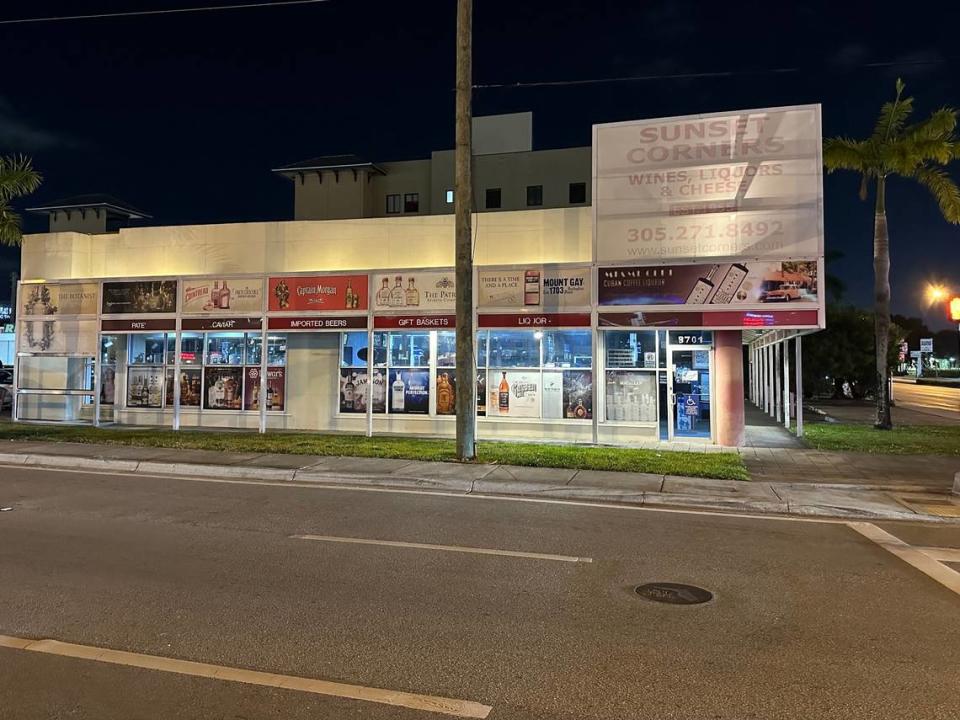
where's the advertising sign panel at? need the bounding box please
[920,338,934,353]
[486,370,540,418]
[339,368,387,414]
[598,260,819,307]
[19,282,99,317]
[268,275,368,312]
[372,271,456,312]
[182,278,263,314]
[593,105,823,262]
[478,267,590,310]
[389,369,430,414]
[203,367,244,410]
[598,309,819,329]
[103,281,177,314]
[243,366,285,411]
[18,318,98,354]
[269,316,367,331]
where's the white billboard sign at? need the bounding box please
[593,105,823,263]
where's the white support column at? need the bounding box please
[795,336,804,437]
[366,327,374,438]
[258,321,268,434]
[93,332,103,428]
[773,342,781,422]
[173,324,182,431]
[749,345,755,405]
[783,337,791,430]
[766,345,773,416]
[760,345,766,412]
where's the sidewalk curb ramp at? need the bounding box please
[1,452,956,524]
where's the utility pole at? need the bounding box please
[454,0,476,460]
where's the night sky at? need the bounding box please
[2,0,959,328]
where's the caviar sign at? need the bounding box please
[593,105,823,262]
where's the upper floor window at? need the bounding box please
[526,185,543,207]
[404,193,420,213]
[445,189,454,204]
[568,182,587,204]
[485,188,502,210]
[386,194,401,214]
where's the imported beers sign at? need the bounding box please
[268,275,368,312]
[19,282,99,316]
[478,267,590,310]
[593,105,823,262]
[372,271,455,312]
[182,278,263,314]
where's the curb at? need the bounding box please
[1,452,955,524]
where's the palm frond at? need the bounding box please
[872,80,913,142]
[904,107,957,142]
[883,136,955,174]
[823,137,869,172]
[0,201,24,246]
[913,165,960,224]
[0,154,42,201]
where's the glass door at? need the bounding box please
[668,347,712,440]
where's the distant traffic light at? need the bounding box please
[950,296,960,322]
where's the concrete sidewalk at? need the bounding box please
[1,439,958,523]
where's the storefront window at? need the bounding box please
[389,332,430,367]
[128,333,166,365]
[437,331,456,367]
[206,332,244,365]
[248,334,288,367]
[341,331,368,368]
[166,367,202,407]
[605,330,658,369]
[543,331,591,368]
[488,330,540,368]
[605,370,657,423]
[167,332,203,365]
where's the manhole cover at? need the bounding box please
[635,582,713,605]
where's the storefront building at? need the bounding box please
[13,105,825,446]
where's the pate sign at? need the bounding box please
[182,278,263,314]
[19,282,99,317]
[372,271,456,312]
[478,267,590,310]
[593,105,823,263]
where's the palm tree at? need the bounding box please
[823,79,960,429]
[0,155,42,246]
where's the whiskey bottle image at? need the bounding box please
[710,263,749,304]
[389,276,405,307]
[266,383,275,410]
[498,371,510,415]
[523,270,541,306]
[212,281,221,309]
[436,372,453,414]
[343,373,355,411]
[220,280,231,310]
[344,280,355,310]
[376,278,391,306]
[392,372,406,411]
[685,265,720,304]
[405,278,420,307]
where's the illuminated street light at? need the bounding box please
[926,283,948,304]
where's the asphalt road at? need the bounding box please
[1,466,959,720]
[893,379,960,421]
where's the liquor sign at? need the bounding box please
[181,317,261,331]
[598,261,819,308]
[18,318,98,355]
[598,309,819,329]
[269,315,368,331]
[372,271,456,312]
[478,267,590,310]
[101,318,177,332]
[374,315,456,329]
[339,368,386,414]
[19,282,99,317]
[182,278,263,314]
[593,105,823,263]
[478,313,591,328]
[389,369,430,414]
[268,275,368,312]
[102,280,177,314]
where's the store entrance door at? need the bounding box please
[667,347,713,441]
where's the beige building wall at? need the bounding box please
[369,160,432,217]
[21,207,593,281]
[293,169,374,221]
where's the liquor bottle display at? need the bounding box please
[524,270,541,306]
[436,372,454,414]
[389,276,405,307]
[212,281,221,309]
[498,371,510,415]
[344,280,355,310]
[392,372,405,411]
[220,280,231,310]
[343,373,355,411]
[376,278,391,306]
[405,278,420,307]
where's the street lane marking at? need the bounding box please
[0,462,844,524]
[847,522,960,597]
[918,546,960,563]
[293,534,592,563]
[0,634,492,718]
